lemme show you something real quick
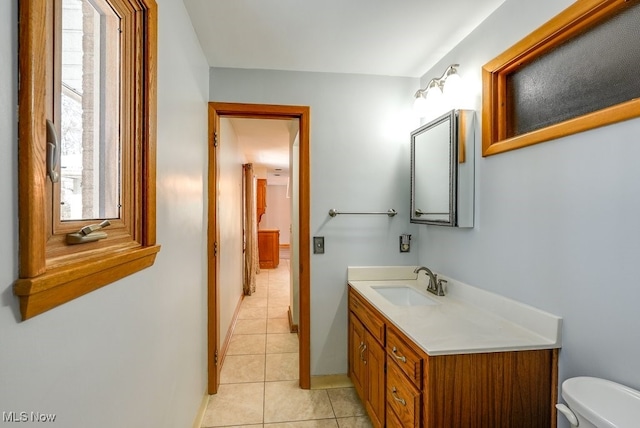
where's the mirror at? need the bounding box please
[410,110,475,227]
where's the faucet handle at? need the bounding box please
[436,279,447,296]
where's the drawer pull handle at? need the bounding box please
[392,346,407,363]
[360,343,367,364]
[391,387,406,406]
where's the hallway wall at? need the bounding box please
[260,184,291,246]
[0,0,211,426]
[218,118,245,343]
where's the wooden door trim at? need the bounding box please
[207,102,311,392]
[207,104,220,393]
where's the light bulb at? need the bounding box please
[443,73,462,108]
[425,86,443,111]
[413,95,428,118]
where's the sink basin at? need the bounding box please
[371,286,438,306]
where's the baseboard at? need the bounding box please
[192,392,209,428]
[288,306,299,334]
[219,294,244,368]
[310,374,353,390]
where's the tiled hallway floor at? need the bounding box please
[201,260,372,428]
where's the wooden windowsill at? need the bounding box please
[14,244,161,320]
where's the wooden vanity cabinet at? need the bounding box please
[348,286,558,428]
[348,290,386,428]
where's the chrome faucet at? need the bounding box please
[414,266,445,296]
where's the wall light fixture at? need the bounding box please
[413,64,462,117]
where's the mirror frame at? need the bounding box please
[410,111,457,226]
[410,109,475,227]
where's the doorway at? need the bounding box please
[207,102,311,394]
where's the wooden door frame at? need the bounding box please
[207,102,311,393]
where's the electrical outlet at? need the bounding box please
[399,234,411,253]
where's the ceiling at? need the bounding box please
[229,118,295,184]
[183,0,506,78]
[197,1,506,182]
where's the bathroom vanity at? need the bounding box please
[347,266,562,428]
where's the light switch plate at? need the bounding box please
[313,236,325,254]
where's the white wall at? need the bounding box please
[416,1,640,426]
[260,184,291,246]
[210,69,421,375]
[0,0,210,426]
[218,118,245,342]
[290,138,300,326]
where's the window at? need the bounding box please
[482,0,640,156]
[59,0,121,222]
[15,0,160,320]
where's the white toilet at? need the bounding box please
[556,377,640,427]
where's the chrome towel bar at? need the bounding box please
[328,208,397,218]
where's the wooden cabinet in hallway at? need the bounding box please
[258,229,280,269]
[257,178,267,222]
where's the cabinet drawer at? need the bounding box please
[387,357,421,428]
[386,405,404,428]
[387,326,422,387]
[349,289,385,344]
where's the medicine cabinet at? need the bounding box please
[410,110,475,227]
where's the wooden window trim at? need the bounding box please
[15,0,160,321]
[482,0,640,157]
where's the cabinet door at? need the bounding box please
[258,230,279,269]
[365,332,386,428]
[257,178,267,222]
[348,313,366,401]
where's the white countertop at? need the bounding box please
[348,266,562,356]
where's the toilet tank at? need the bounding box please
[560,377,640,428]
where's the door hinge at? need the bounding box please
[213,132,218,147]
[214,350,219,366]
[214,241,218,256]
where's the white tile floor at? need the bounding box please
[201,260,372,428]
